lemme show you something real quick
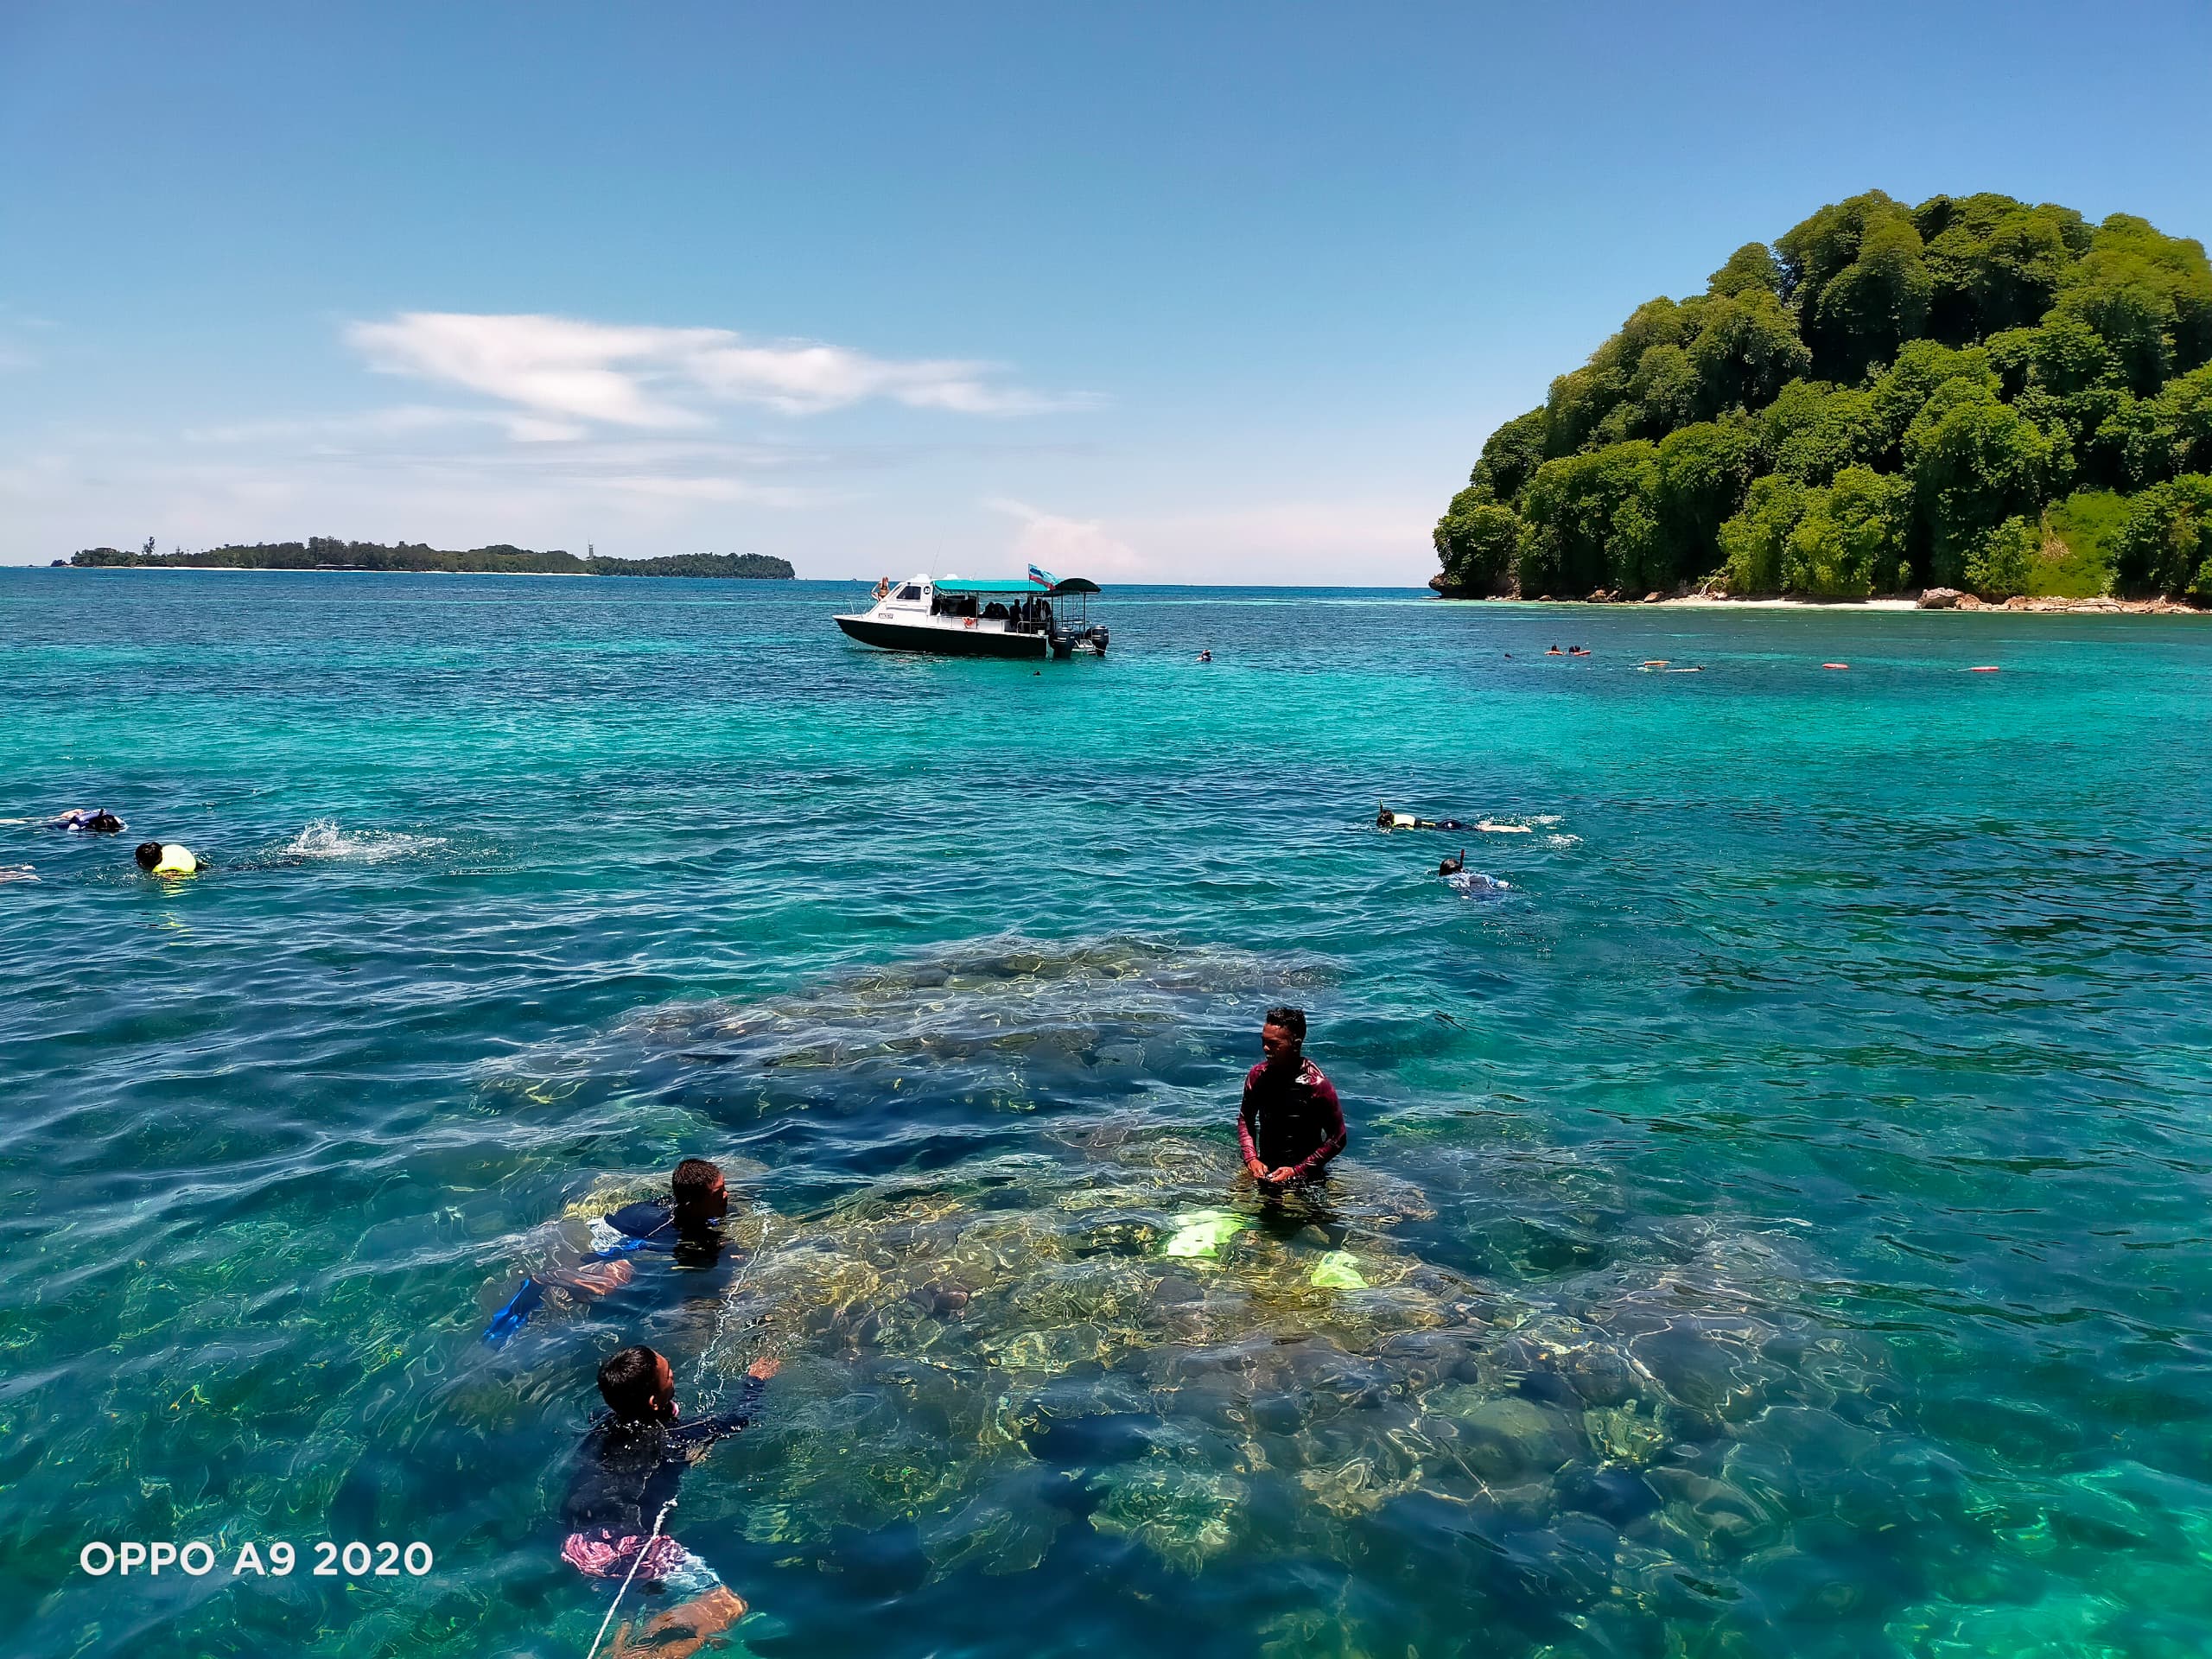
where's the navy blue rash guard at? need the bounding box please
[562,1370,770,1537]
[483,1198,726,1346]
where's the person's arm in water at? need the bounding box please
[1236,1075,1271,1183]
[1287,1071,1348,1182]
[667,1359,780,1460]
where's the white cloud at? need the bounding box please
[1124,499,1435,585]
[182,405,581,445]
[346,312,1090,428]
[985,496,1147,577]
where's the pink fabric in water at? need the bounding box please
[562,1529,688,1582]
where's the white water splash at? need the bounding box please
[281,818,448,864]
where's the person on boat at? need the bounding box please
[563,1344,779,1659]
[135,840,199,875]
[1376,805,1478,832]
[50,808,125,834]
[484,1158,732,1346]
[871,576,891,601]
[1238,1006,1346,1192]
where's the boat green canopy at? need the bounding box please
[931,575,1100,596]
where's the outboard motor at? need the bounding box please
[1085,625,1109,655]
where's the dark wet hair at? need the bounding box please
[672,1158,724,1208]
[1263,1005,1306,1039]
[598,1344,670,1422]
[134,842,162,869]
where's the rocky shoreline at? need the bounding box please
[1427,575,2203,614]
[1908,587,2202,613]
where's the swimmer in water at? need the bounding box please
[1377,805,1478,832]
[1438,849,1465,876]
[135,841,199,875]
[562,1345,778,1659]
[1197,650,1212,662]
[1546,645,1564,656]
[1447,869,1511,898]
[50,809,125,834]
[484,1158,733,1345]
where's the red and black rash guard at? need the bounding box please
[1237,1058,1347,1180]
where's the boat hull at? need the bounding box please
[835,614,1050,659]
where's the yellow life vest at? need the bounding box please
[153,845,198,875]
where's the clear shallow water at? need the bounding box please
[3,569,2211,1659]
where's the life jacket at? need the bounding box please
[153,845,198,875]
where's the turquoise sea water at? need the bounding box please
[4,568,2212,1659]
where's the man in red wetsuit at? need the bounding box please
[1237,1005,1346,1190]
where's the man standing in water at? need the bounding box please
[1237,1006,1346,1190]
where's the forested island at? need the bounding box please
[69,539,795,579]
[1433,192,2212,603]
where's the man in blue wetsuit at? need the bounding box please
[484,1158,732,1346]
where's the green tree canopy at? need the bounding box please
[2113,474,2212,599]
[1435,189,2212,600]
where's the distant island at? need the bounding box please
[69,538,795,579]
[1433,191,2212,605]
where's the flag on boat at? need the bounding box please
[1027,563,1056,589]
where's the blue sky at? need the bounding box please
[3,1,2209,582]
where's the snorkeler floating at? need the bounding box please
[1238,1006,1347,1192]
[1376,804,1479,832]
[1438,849,1465,877]
[1446,868,1511,898]
[484,1158,732,1346]
[134,840,199,876]
[564,1344,778,1659]
[50,809,125,834]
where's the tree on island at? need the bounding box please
[1435,192,2212,601]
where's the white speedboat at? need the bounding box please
[835,571,1108,659]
